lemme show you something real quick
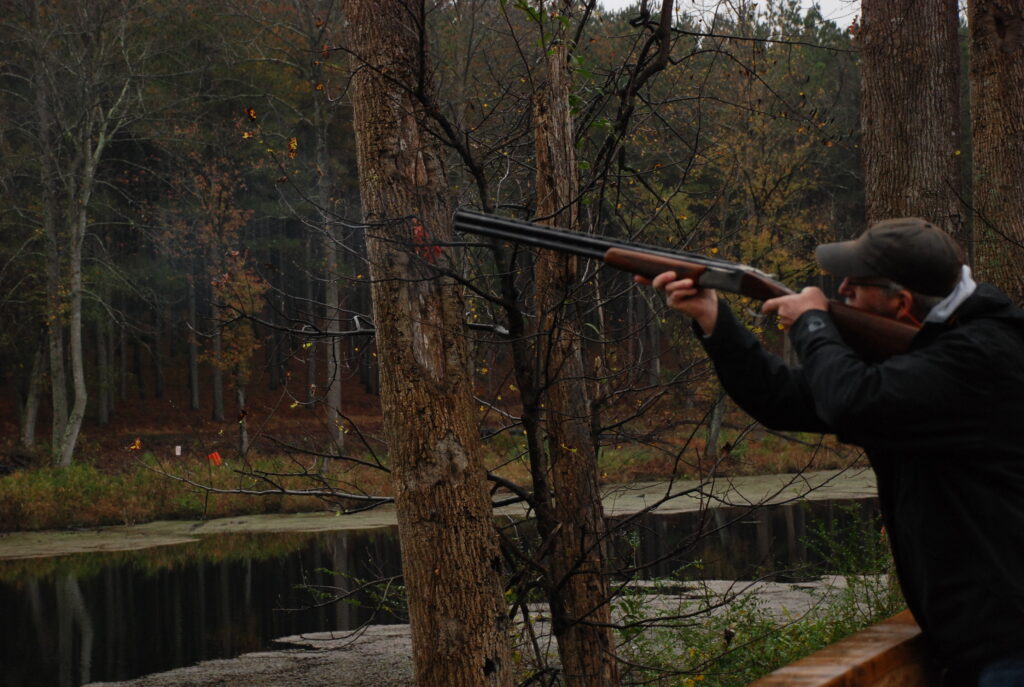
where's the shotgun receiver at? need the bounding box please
[452,209,919,360]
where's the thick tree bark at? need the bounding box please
[860,0,964,240]
[342,1,513,685]
[532,14,620,686]
[968,0,1024,299]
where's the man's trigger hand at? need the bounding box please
[762,287,828,329]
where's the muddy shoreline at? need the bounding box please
[0,469,875,560]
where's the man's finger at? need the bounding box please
[762,297,781,314]
[650,271,679,289]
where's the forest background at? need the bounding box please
[0,0,872,517]
[1,0,1022,684]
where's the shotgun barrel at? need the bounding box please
[453,209,789,298]
[452,209,920,359]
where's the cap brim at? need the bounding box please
[815,240,872,279]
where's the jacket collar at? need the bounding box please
[924,265,976,324]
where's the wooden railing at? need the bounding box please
[748,610,940,686]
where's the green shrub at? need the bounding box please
[613,504,904,686]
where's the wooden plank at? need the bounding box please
[748,610,939,687]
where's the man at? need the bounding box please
[646,218,1024,686]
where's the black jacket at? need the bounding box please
[699,284,1024,670]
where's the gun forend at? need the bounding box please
[603,247,791,300]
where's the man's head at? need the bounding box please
[815,218,964,322]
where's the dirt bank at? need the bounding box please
[85,625,415,687]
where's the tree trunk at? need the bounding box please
[646,301,661,387]
[106,313,117,417]
[46,326,68,458]
[237,382,249,455]
[132,337,146,400]
[268,256,286,391]
[188,277,201,411]
[304,233,318,406]
[211,329,225,422]
[323,258,343,449]
[532,14,620,685]
[358,276,377,394]
[705,389,726,466]
[19,347,44,448]
[342,2,513,685]
[860,0,964,239]
[119,316,128,401]
[55,173,91,467]
[318,93,344,452]
[152,311,165,399]
[323,244,344,454]
[37,67,68,459]
[968,0,1024,298]
[96,315,110,425]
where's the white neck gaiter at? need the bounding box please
[924,265,977,324]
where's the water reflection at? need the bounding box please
[0,528,402,687]
[0,498,880,687]
[610,498,880,581]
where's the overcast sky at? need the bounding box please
[597,0,861,26]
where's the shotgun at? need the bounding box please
[452,209,919,360]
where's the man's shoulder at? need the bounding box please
[953,285,1024,345]
[919,286,1024,367]
[958,283,1024,323]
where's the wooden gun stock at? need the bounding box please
[827,302,919,360]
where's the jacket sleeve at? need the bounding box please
[786,307,1006,449]
[698,301,831,433]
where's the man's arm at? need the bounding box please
[784,306,993,445]
[644,271,830,434]
[643,273,830,334]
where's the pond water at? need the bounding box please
[0,497,880,687]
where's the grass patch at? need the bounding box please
[0,452,392,532]
[596,422,861,484]
[0,410,864,533]
[615,577,903,686]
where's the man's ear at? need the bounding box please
[895,289,918,324]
